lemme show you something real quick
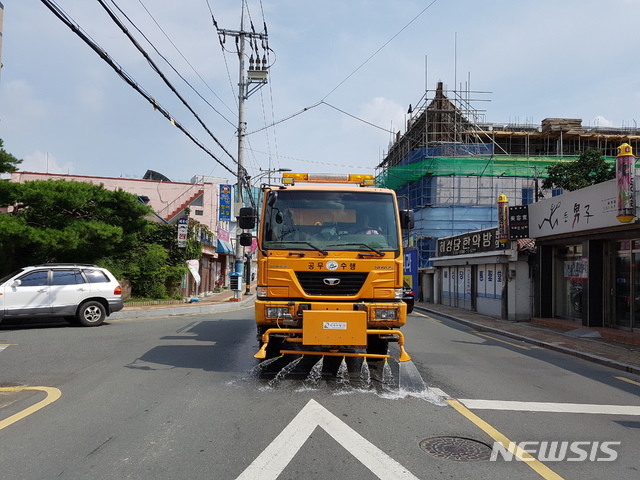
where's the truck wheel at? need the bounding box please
[76,301,106,327]
[366,334,389,356]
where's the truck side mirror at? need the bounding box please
[401,210,414,230]
[239,232,253,247]
[238,207,256,230]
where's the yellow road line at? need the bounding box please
[446,397,564,480]
[473,331,530,350]
[413,312,441,322]
[615,376,640,387]
[0,386,62,430]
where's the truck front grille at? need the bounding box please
[295,272,369,296]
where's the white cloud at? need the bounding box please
[356,97,405,134]
[593,115,614,127]
[20,151,74,175]
[77,85,106,112]
[0,80,49,123]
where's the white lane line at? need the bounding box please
[458,399,640,416]
[236,398,419,480]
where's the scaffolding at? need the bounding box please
[377,82,640,268]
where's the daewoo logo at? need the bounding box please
[323,278,341,286]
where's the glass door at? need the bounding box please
[553,244,583,321]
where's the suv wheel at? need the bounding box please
[77,301,106,326]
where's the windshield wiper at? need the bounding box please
[286,241,328,255]
[326,243,385,256]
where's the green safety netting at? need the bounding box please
[376,155,616,190]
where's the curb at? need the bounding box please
[414,305,640,376]
[110,296,256,319]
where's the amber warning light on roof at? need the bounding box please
[282,172,375,186]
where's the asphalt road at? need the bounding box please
[1,306,639,479]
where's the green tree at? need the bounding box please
[542,149,615,192]
[0,179,209,299]
[0,139,22,174]
[0,179,154,274]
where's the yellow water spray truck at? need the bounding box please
[239,173,414,364]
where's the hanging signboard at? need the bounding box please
[437,228,499,256]
[177,217,188,248]
[508,205,530,239]
[219,184,232,221]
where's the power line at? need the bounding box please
[245,101,393,137]
[39,0,237,177]
[246,1,439,137]
[321,0,439,101]
[322,102,394,133]
[131,0,237,125]
[96,0,237,164]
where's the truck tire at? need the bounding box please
[76,301,106,327]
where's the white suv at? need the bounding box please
[0,264,124,327]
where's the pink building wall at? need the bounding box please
[9,171,225,231]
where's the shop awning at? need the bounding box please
[216,239,234,254]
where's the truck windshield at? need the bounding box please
[262,190,400,252]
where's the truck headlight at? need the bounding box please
[374,308,398,320]
[266,307,290,318]
[394,288,403,299]
[257,286,268,298]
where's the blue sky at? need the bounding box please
[1,0,639,183]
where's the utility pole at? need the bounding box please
[216,3,269,299]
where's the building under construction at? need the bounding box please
[377,81,640,269]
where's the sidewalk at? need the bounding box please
[111,290,640,376]
[111,285,257,319]
[414,302,640,375]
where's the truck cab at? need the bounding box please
[239,173,414,362]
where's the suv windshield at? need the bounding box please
[262,190,400,253]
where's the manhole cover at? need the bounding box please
[419,436,493,461]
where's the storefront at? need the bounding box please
[432,227,532,321]
[529,178,640,330]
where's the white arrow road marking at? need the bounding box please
[236,399,419,480]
